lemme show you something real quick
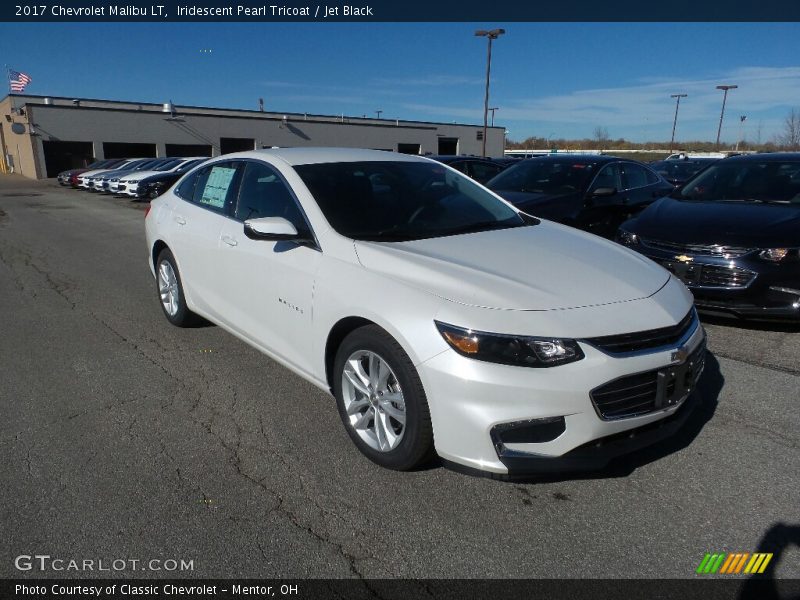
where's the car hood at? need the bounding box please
[354,222,669,311]
[631,197,800,247]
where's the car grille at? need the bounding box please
[640,237,754,258]
[660,261,757,289]
[591,341,706,420]
[584,309,696,355]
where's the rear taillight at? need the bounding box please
[144,205,151,218]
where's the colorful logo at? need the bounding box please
[696,552,773,575]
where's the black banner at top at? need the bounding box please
[2,0,800,22]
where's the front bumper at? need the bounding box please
[418,318,706,475]
[626,244,800,321]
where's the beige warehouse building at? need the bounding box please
[0,94,506,179]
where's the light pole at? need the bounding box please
[375,110,382,119]
[475,28,505,157]
[715,85,738,149]
[669,93,687,154]
[488,107,498,127]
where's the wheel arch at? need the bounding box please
[151,239,169,271]
[324,316,376,392]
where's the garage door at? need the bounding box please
[42,141,94,177]
[165,144,213,157]
[103,142,157,159]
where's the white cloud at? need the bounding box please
[404,66,800,141]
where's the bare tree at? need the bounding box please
[777,108,800,150]
[593,126,610,145]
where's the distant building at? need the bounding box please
[0,94,505,179]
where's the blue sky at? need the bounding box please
[2,22,799,143]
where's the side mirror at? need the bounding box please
[591,187,617,198]
[244,216,300,241]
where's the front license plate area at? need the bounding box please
[655,340,706,409]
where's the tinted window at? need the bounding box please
[447,161,469,175]
[621,163,653,189]
[193,162,240,213]
[234,161,309,232]
[468,161,504,183]
[295,160,526,241]
[680,161,800,203]
[488,160,597,193]
[175,169,201,200]
[591,163,623,191]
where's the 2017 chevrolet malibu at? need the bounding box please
[618,153,800,321]
[145,148,705,477]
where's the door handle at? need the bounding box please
[174,215,187,226]
[221,235,238,247]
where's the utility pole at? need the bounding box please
[669,93,687,154]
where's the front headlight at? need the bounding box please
[616,229,639,246]
[435,321,584,368]
[758,248,797,263]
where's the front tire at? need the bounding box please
[155,248,197,327]
[333,325,434,470]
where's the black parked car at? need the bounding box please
[486,155,674,238]
[650,157,719,187]
[121,158,207,199]
[618,153,800,321]
[426,155,508,184]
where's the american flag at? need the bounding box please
[9,70,32,93]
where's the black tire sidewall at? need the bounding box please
[155,248,193,327]
[333,326,434,471]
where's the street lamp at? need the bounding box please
[488,107,498,127]
[375,110,383,119]
[669,93,687,154]
[715,84,738,149]
[475,28,505,157]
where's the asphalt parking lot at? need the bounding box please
[1,174,798,581]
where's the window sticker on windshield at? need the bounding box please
[201,166,237,208]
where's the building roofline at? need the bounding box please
[1,93,504,131]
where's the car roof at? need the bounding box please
[218,147,427,166]
[519,154,617,164]
[721,152,800,163]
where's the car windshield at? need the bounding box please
[653,160,715,181]
[154,159,182,171]
[176,159,204,172]
[294,160,529,241]
[133,159,162,170]
[487,159,597,194]
[676,160,800,203]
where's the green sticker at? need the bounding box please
[200,166,237,208]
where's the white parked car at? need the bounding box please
[78,159,138,189]
[145,148,705,477]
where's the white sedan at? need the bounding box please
[145,148,705,477]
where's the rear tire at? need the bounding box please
[333,325,434,470]
[155,248,197,327]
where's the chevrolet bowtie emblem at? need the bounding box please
[675,254,693,263]
[671,348,688,364]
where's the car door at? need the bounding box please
[620,162,673,208]
[581,162,624,235]
[168,161,242,319]
[216,159,322,374]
